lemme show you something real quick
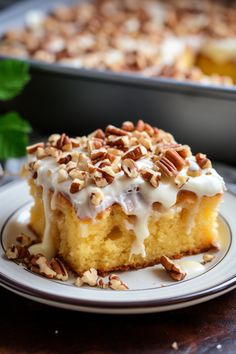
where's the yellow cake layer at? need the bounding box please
[196,54,236,83]
[29,180,221,275]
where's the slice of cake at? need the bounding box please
[26,120,225,275]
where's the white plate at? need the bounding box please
[0,180,235,314]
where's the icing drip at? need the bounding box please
[29,187,56,259]
[186,198,200,235]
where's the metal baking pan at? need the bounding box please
[0,0,236,165]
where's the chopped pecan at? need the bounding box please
[92,166,115,187]
[156,157,178,177]
[31,255,56,279]
[155,143,181,156]
[48,134,61,146]
[91,129,105,139]
[36,147,47,159]
[88,137,104,151]
[195,153,212,169]
[50,258,68,281]
[70,138,80,148]
[6,244,29,260]
[66,161,77,172]
[160,256,186,281]
[139,136,153,151]
[26,142,45,154]
[77,153,90,171]
[16,233,32,247]
[91,148,107,163]
[165,149,186,171]
[97,277,108,289]
[56,133,72,151]
[140,168,161,187]
[174,174,189,188]
[153,127,159,135]
[136,119,145,131]
[122,145,147,161]
[69,168,88,181]
[121,158,139,178]
[202,254,215,264]
[176,145,191,159]
[108,274,129,290]
[98,159,112,168]
[74,277,84,287]
[45,146,61,158]
[81,268,98,286]
[57,154,72,164]
[70,178,85,193]
[90,188,104,206]
[122,121,135,132]
[144,123,154,137]
[107,148,123,157]
[105,124,129,136]
[106,135,129,150]
[57,168,69,183]
[28,160,41,179]
[129,136,139,147]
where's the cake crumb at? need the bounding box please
[216,344,222,350]
[202,254,215,264]
[171,341,179,351]
[75,277,84,287]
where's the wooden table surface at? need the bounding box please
[0,286,235,354]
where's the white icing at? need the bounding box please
[177,260,205,274]
[160,37,187,65]
[25,10,45,30]
[28,154,225,259]
[200,38,236,63]
[29,186,56,259]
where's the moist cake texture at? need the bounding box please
[26,120,225,275]
[1,0,236,85]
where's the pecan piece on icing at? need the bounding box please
[156,156,178,177]
[70,178,86,193]
[26,142,45,154]
[105,124,129,136]
[121,158,139,178]
[90,148,107,163]
[92,166,115,187]
[90,188,104,206]
[136,119,145,132]
[165,149,186,171]
[122,145,147,161]
[140,168,161,187]
[195,153,212,169]
[122,121,135,132]
[56,133,72,151]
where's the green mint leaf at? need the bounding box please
[0,60,30,101]
[0,111,31,133]
[0,112,32,159]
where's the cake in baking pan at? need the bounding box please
[0,0,236,85]
[26,120,225,275]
